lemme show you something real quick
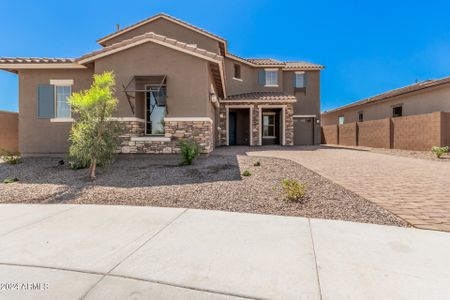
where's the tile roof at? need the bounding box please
[227,53,324,69]
[78,32,223,63]
[323,76,450,114]
[97,13,226,45]
[284,61,325,70]
[245,58,285,66]
[223,92,297,101]
[0,57,75,64]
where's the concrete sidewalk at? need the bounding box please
[0,204,449,299]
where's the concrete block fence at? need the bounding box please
[321,111,450,151]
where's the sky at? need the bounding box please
[1,0,450,112]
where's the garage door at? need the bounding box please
[294,118,314,145]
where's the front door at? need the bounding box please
[262,111,280,145]
[229,112,237,145]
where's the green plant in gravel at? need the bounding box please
[281,179,306,202]
[3,177,19,184]
[242,170,252,177]
[0,149,21,164]
[68,71,123,179]
[179,140,200,165]
[253,161,261,166]
[431,146,449,158]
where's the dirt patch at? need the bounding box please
[0,154,408,227]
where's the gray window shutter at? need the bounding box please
[292,73,297,88]
[304,72,308,88]
[37,84,55,118]
[258,70,266,86]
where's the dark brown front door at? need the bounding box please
[294,118,314,145]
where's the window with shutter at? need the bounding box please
[37,84,55,118]
[258,69,266,86]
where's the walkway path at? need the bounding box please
[249,147,450,231]
[0,204,449,299]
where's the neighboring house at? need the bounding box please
[322,76,450,125]
[0,13,323,154]
[0,110,18,153]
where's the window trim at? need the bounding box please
[233,63,242,81]
[338,115,345,125]
[294,71,305,88]
[392,104,403,118]
[264,68,279,87]
[50,80,73,121]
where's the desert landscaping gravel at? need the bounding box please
[0,153,408,227]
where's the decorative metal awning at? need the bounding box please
[120,75,167,115]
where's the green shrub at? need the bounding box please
[281,179,306,202]
[68,159,89,170]
[3,177,19,184]
[0,149,21,164]
[179,140,200,165]
[242,170,252,177]
[431,146,449,158]
[253,161,261,166]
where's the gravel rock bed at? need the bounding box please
[0,154,408,227]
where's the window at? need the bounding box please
[263,113,276,137]
[265,69,278,86]
[338,116,345,124]
[294,72,305,88]
[146,85,167,135]
[358,112,364,122]
[55,85,72,118]
[392,106,402,118]
[233,64,241,80]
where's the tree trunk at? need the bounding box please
[89,158,97,179]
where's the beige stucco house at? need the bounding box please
[0,13,324,154]
[322,76,450,125]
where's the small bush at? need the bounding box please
[253,161,261,166]
[281,179,306,202]
[3,177,19,184]
[179,140,200,165]
[431,146,449,158]
[0,149,21,164]
[68,158,89,170]
[242,170,252,177]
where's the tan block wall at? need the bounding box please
[443,112,450,147]
[391,112,442,151]
[321,125,338,144]
[0,111,18,153]
[338,123,357,146]
[357,118,391,149]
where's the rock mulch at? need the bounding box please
[0,154,408,227]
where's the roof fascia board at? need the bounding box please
[97,14,226,46]
[78,38,222,65]
[0,63,86,70]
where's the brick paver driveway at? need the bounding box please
[248,147,450,232]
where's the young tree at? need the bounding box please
[68,71,123,179]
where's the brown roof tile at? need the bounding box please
[245,58,284,66]
[78,32,223,63]
[223,92,297,101]
[323,76,450,114]
[0,57,75,64]
[284,61,324,70]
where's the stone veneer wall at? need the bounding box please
[219,102,294,146]
[119,119,213,154]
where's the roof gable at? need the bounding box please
[97,13,226,48]
[78,32,223,64]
